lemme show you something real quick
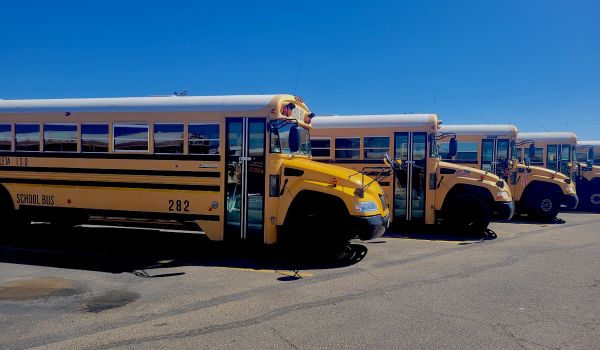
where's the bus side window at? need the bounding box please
[335,137,360,160]
[154,123,184,154]
[455,142,478,161]
[0,124,11,151]
[189,124,220,155]
[364,136,389,160]
[114,123,149,152]
[82,124,109,153]
[44,124,77,152]
[311,138,331,158]
[15,124,41,152]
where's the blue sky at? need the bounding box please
[1,1,599,139]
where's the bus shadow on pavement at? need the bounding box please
[382,225,498,242]
[0,224,368,277]
[510,215,566,225]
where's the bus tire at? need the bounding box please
[528,192,560,220]
[444,194,490,236]
[585,181,600,212]
[282,191,351,249]
[0,187,27,232]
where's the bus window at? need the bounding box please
[455,142,478,161]
[335,137,360,159]
[576,147,588,163]
[560,144,572,174]
[15,124,40,152]
[482,139,494,171]
[547,145,558,171]
[364,136,389,160]
[0,124,11,151]
[154,123,184,154]
[497,140,509,163]
[81,124,109,153]
[438,142,450,159]
[114,123,149,152]
[311,138,331,158]
[44,124,77,152]
[189,124,220,155]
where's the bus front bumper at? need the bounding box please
[493,201,515,221]
[354,213,390,240]
[562,194,579,210]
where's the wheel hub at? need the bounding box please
[591,193,600,206]
[540,198,553,212]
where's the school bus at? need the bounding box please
[574,141,600,211]
[0,95,390,244]
[438,125,578,219]
[310,114,514,234]
[516,132,600,212]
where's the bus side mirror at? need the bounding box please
[528,144,536,160]
[524,157,531,167]
[447,138,458,158]
[289,125,301,153]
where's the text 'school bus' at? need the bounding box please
[0,95,390,244]
[575,141,600,211]
[310,114,514,234]
[516,132,600,212]
[438,125,578,220]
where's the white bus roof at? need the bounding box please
[578,141,600,147]
[0,95,278,113]
[312,114,436,129]
[440,124,518,137]
[517,132,577,143]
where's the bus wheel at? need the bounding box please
[444,194,490,236]
[0,192,27,232]
[282,192,351,250]
[529,192,560,220]
[588,191,600,212]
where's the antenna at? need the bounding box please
[293,62,301,96]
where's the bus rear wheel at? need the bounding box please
[587,191,600,212]
[444,194,491,236]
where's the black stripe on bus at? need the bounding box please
[0,166,220,178]
[19,206,221,222]
[0,152,221,161]
[0,178,221,192]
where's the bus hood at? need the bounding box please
[523,164,568,180]
[438,161,502,183]
[282,157,374,188]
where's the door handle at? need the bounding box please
[239,156,252,161]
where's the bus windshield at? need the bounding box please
[269,120,311,156]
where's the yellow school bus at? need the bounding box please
[516,132,600,212]
[311,114,514,234]
[0,95,390,244]
[439,125,577,219]
[574,141,600,211]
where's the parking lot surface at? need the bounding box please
[1,212,600,350]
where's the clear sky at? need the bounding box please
[1,1,599,139]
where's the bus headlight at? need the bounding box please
[354,201,378,213]
[495,190,510,201]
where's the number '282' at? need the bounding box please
[168,200,190,212]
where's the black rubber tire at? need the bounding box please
[0,190,27,232]
[444,194,491,236]
[527,192,560,220]
[586,190,600,212]
[281,194,351,250]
